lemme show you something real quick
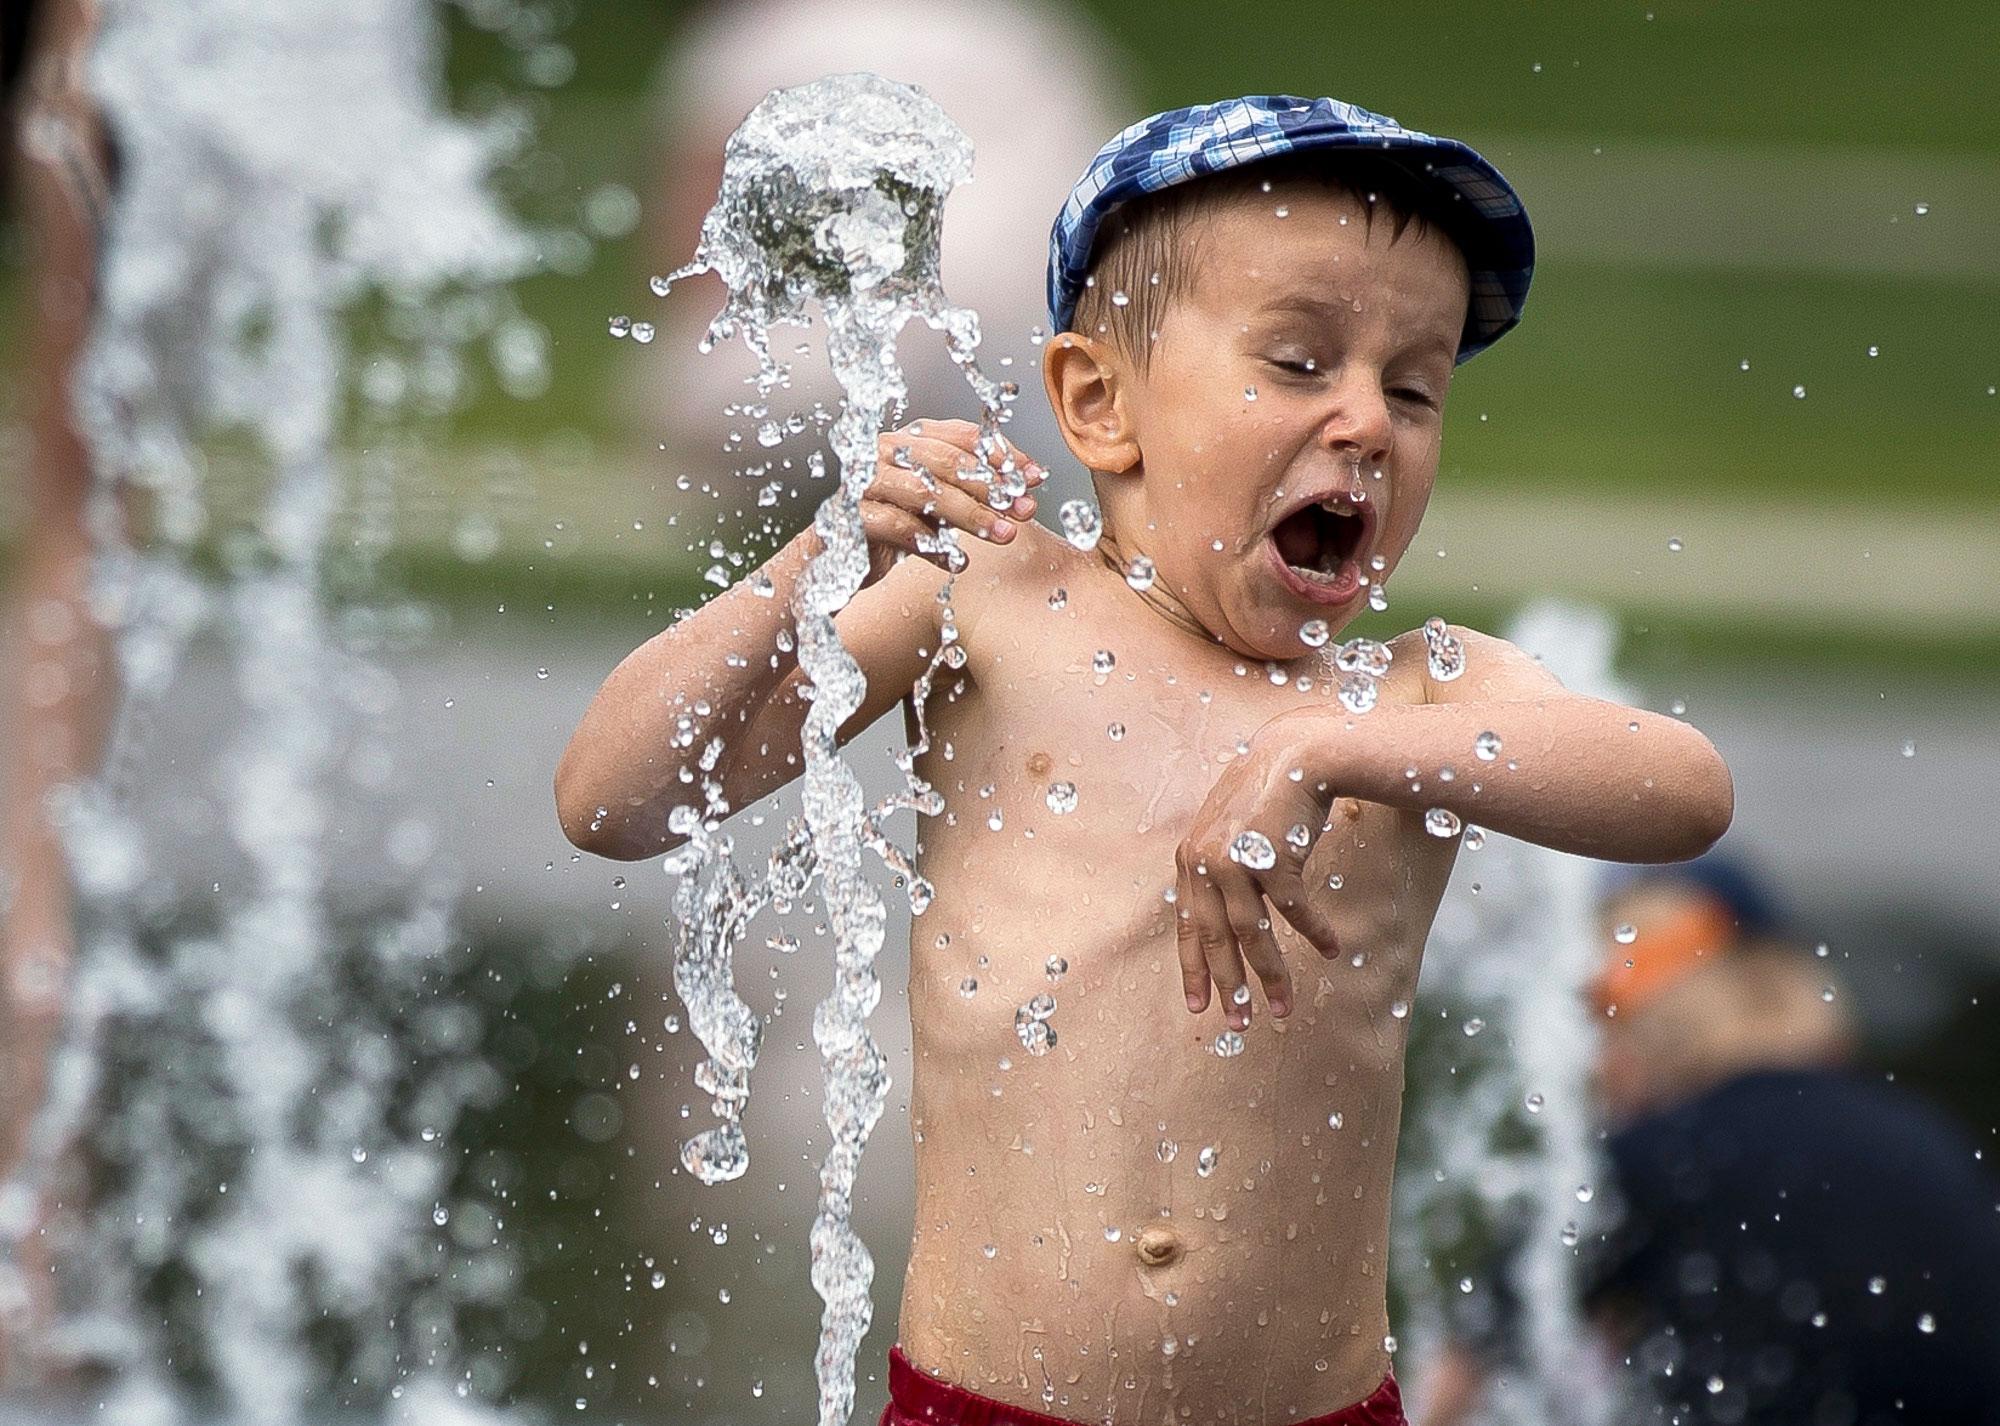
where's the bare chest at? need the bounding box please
[903,595,1452,1016]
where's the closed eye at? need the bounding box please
[1266,358,1320,376]
[1391,387,1438,408]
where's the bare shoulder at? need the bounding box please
[1387,622,1568,706]
[938,515,1076,647]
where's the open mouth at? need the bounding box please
[1267,497,1369,601]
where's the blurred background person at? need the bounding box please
[626,0,1131,517]
[0,0,115,1386]
[1420,852,2000,1426]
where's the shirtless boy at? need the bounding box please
[557,96,1733,1426]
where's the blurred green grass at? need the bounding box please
[4,0,1995,648]
[432,0,1999,505]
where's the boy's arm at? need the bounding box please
[1298,624,1733,863]
[556,420,1040,861]
[554,529,946,860]
[1169,624,1732,1025]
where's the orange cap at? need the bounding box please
[1588,891,1737,1015]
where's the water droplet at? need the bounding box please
[1327,1112,1344,1130]
[1243,385,1258,401]
[1614,924,1638,945]
[1383,1334,1398,1353]
[1423,616,1465,681]
[1046,781,1078,814]
[1125,555,1156,591]
[1706,1375,1725,1396]
[1901,739,1916,758]
[1110,289,1130,307]
[350,1146,368,1164]
[1196,1145,1220,1177]
[1474,730,1502,760]
[959,977,978,997]
[648,274,672,296]
[1059,499,1102,550]
[651,1270,667,1288]
[1390,1000,1409,1019]
[1424,808,1462,839]
[1091,649,1115,676]
[1048,587,1068,610]
[1106,721,1125,741]
[433,1204,450,1227]
[1822,985,1837,1003]
[1463,825,1486,851]
[1299,618,1329,648]
[1016,1018,1056,1055]
[1229,831,1276,870]
[1793,384,1807,399]
[1157,1139,1178,1163]
[1560,1222,1581,1247]
[1914,202,1930,216]
[1104,1225,1123,1242]
[631,321,656,344]
[608,314,632,338]
[1575,1183,1594,1203]
[981,1242,997,1259]
[1918,1312,1936,1333]
[1045,955,1068,981]
[1462,1017,1485,1037]
[1231,983,1252,1006]
[1667,536,1684,552]
[1525,1092,1545,1114]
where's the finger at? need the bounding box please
[1221,873,1291,1020]
[859,503,953,570]
[1190,865,1250,1029]
[891,436,1038,516]
[900,420,1047,488]
[868,462,1022,543]
[1174,848,1210,1013]
[1262,868,1342,961]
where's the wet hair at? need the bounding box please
[1066,151,1454,369]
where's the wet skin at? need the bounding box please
[895,534,1458,1421]
[891,187,1472,1419]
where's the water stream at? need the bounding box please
[1,1,540,1420]
[644,72,1016,1426]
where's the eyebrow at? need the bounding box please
[1253,294,1457,362]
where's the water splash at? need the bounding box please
[0,0,539,1419]
[1393,600,1628,1426]
[649,73,1010,1426]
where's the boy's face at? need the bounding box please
[1112,183,1470,661]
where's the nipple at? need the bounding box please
[1133,1224,1183,1268]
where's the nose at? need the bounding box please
[1317,372,1392,471]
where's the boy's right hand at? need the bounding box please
[859,419,1044,590]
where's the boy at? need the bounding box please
[557,95,1733,1425]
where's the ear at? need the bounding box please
[1042,332,1141,475]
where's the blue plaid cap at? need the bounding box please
[1047,95,1535,363]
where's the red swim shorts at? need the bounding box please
[880,1343,1408,1426]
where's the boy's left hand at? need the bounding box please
[1173,714,1344,1029]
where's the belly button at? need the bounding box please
[1133,1224,1182,1268]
